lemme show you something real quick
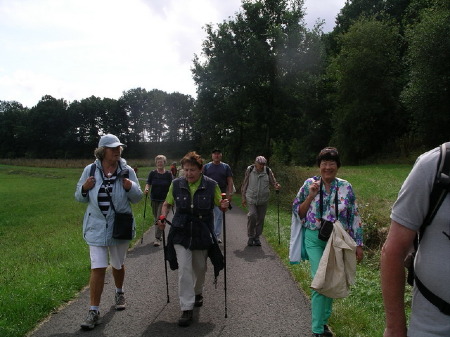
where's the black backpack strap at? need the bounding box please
[89,163,96,177]
[420,142,450,240]
[415,275,450,315]
[414,142,450,315]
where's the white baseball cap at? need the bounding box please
[98,134,126,148]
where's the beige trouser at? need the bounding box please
[174,244,208,311]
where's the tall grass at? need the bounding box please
[1,161,413,337]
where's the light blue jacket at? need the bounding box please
[75,158,143,246]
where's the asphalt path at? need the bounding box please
[29,205,312,337]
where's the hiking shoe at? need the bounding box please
[178,310,193,327]
[115,292,126,310]
[153,239,161,247]
[253,238,261,246]
[80,310,100,330]
[323,325,333,337]
[194,294,203,307]
[247,238,254,246]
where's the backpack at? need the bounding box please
[406,142,450,315]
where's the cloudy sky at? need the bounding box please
[0,0,345,108]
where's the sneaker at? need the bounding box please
[194,294,203,307]
[178,310,193,327]
[323,325,333,337]
[153,239,161,247]
[247,238,254,246]
[253,238,261,246]
[80,310,100,330]
[217,238,222,244]
[115,292,126,310]
[313,334,324,337]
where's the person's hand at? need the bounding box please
[144,188,149,195]
[157,215,167,230]
[122,178,132,191]
[242,199,247,207]
[82,176,96,192]
[356,246,364,263]
[220,198,230,212]
[309,179,320,199]
[275,183,281,190]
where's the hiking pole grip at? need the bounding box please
[221,193,228,318]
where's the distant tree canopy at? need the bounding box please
[1,0,449,166]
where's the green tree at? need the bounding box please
[26,95,70,158]
[401,0,450,147]
[0,101,29,158]
[192,0,326,166]
[328,18,406,163]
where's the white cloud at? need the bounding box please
[0,0,344,107]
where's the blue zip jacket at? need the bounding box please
[75,158,143,246]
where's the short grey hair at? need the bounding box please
[94,146,123,160]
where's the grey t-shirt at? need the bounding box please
[391,146,450,336]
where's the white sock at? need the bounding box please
[90,305,99,312]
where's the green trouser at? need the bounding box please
[305,228,333,334]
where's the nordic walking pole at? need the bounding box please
[276,189,280,245]
[141,194,148,244]
[221,193,228,318]
[162,227,170,303]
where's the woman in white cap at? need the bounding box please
[241,156,281,246]
[75,134,143,330]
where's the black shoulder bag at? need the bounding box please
[318,179,339,242]
[103,175,134,240]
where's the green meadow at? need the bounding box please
[0,161,413,337]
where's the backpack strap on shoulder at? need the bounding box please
[420,142,450,239]
[89,163,96,177]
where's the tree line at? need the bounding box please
[1,0,449,167]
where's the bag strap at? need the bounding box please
[319,179,339,220]
[89,163,96,177]
[419,142,450,241]
[414,142,450,315]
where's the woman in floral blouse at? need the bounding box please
[292,147,363,337]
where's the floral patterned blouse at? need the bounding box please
[292,176,363,246]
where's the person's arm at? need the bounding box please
[226,176,234,202]
[381,220,416,337]
[268,168,281,190]
[241,168,250,207]
[298,179,319,219]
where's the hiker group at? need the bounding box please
[75,134,450,337]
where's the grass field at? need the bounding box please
[0,161,413,337]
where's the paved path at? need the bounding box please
[29,206,311,337]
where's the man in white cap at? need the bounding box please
[241,156,281,246]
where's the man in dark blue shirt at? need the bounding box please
[202,149,234,242]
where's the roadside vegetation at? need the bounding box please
[1,159,412,337]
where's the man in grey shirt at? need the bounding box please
[381,145,450,337]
